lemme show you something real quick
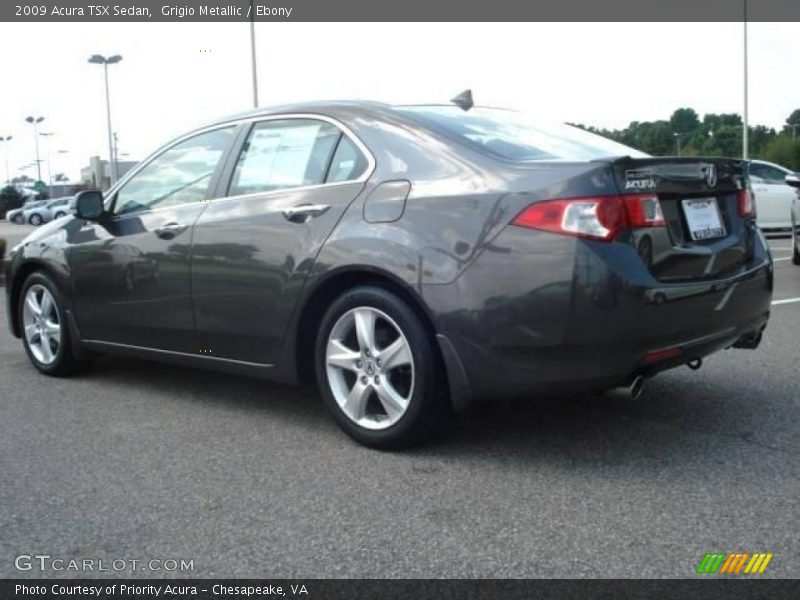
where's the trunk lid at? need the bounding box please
[608,157,755,282]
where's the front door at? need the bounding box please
[69,126,237,351]
[190,117,372,363]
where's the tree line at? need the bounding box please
[572,108,800,170]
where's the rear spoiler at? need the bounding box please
[593,156,747,193]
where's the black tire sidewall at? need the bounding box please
[314,286,443,448]
[793,224,800,265]
[18,272,71,374]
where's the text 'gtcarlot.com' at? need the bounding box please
[14,553,194,572]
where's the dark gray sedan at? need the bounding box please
[4,100,773,447]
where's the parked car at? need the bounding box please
[23,196,75,225]
[6,199,47,224]
[3,100,773,448]
[786,173,800,265]
[747,159,795,233]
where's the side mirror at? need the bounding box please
[785,173,800,189]
[75,190,105,220]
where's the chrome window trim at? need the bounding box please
[104,113,376,216]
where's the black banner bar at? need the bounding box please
[4,0,800,22]
[2,579,800,600]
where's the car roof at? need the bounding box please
[750,159,791,172]
[206,100,393,129]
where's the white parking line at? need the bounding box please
[772,297,800,306]
[773,257,791,262]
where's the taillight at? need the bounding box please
[512,194,664,242]
[624,195,665,227]
[738,188,756,218]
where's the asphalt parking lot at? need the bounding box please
[0,221,798,579]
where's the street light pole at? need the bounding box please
[24,116,45,182]
[0,135,12,184]
[113,132,119,172]
[674,132,682,157]
[40,132,54,188]
[742,18,749,159]
[249,1,259,107]
[56,149,69,182]
[88,54,122,186]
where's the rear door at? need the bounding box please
[611,158,755,281]
[190,116,372,364]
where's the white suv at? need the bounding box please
[748,160,795,233]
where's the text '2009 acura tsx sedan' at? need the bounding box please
[4,98,773,448]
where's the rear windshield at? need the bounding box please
[395,105,648,162]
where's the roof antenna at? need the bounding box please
[451,89,473,111]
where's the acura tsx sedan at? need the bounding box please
[4,99,773,447]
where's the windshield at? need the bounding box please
[395,105,648,162]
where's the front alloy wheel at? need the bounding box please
[315,286,449,448]
[22,284,62,365]
[29,213,42,226]
[19,272,89,376]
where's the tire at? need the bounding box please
[12,214,23,224]
[28,214,42,226]
[314,286,449,449]
[18,272,89,376]
[54,211,66,219]
[792,222,800,266]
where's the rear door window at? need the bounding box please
[228,119,342,196]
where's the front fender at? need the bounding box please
[5,220,76,338]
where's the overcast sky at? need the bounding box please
[0,22,797,181]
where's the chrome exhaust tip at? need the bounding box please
[606,375,646,401]
[687,358,703,370]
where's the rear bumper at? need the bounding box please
[422,227,773,403]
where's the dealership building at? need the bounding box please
[80,156,138,190]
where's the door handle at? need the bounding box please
[282,204,331,223]
[154,221,185,239]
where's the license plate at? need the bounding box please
[682,197,725,241]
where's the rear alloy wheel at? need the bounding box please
[19,272,88,376]
[315,286,449,448]
[28,213,42,226]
